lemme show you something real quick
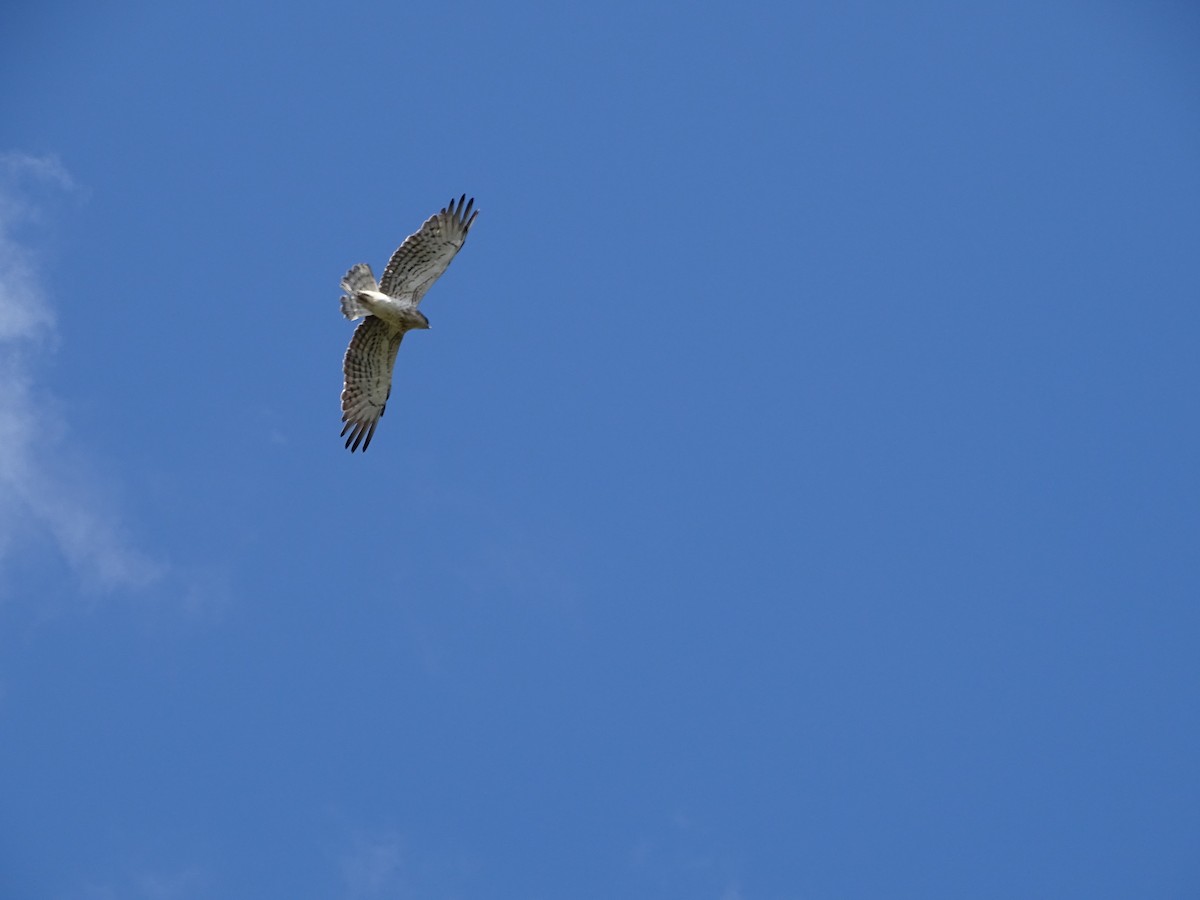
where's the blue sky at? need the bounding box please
[2,1,1199,897]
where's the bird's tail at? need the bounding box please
[340,263,377,320]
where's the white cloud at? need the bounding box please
[340,830,406,898]
[628,812,744,900]
[71,866,208,900]
[133,867,208,900]
[0,152,163,595]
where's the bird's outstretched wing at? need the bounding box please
[341,316,405,452]
[379,195,478,303]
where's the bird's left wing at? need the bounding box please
[379,195,478,303]
[341,316,405,452]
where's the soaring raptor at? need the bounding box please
[338,195,478,452]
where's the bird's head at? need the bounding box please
[402,309,431,330]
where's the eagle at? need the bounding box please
[338,195,478,452]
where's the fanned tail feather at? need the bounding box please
[341,263,377,294]
[340,263,378,320]
[341,294,368,320]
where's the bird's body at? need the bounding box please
[338,195,478,452]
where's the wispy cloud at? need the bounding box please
[73,865,209,900]
[335,827,476,900]
[0,152,163,595]
[629,811,743,900]
[339,830,406,898]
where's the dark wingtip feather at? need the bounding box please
[446,194,475,226]
[341,419,370,452]
[456,195,477,232]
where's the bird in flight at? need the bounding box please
[338,195,478,452]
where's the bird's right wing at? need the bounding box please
[379,195,478,303]
[340,316,404,452]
